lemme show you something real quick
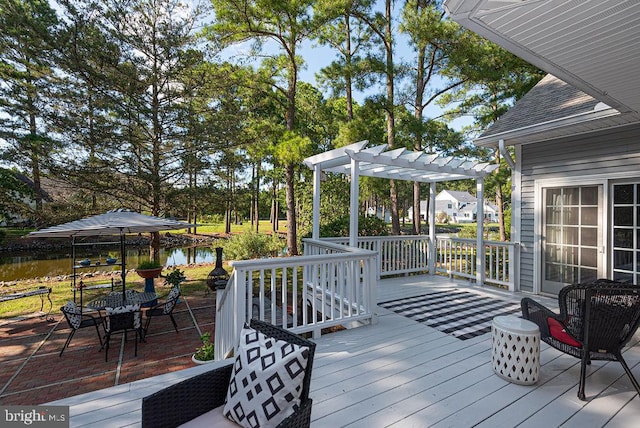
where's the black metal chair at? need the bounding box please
[142,286,180,337]
[141,319,316,428]
[521,279,640,400]
[59,301,104,357]
[103,304,143,362]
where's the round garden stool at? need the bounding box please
[492,315,540,385]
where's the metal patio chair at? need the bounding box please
[521,279,640,400]
[142,285,180,337]
[103,304,143,362]
[59,301,104,357]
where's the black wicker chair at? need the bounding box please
[521,279,640,400]
[141,319,316,428]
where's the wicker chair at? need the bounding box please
[141,319,316,428]
[521,279,640,400]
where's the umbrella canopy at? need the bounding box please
[27,210,195,309]
[28,209,194,238]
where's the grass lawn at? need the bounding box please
[0,264,218,320]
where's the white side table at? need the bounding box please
[492,315,540,385]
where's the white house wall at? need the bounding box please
[518,123,640,293]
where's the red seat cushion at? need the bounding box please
[547,317,582,347]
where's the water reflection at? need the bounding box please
[0,246,215,282]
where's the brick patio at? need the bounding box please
[0,290,215,405]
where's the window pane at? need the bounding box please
[547,188,561,205]
[614,206,634,226]
[614,184,634,204]
[564,207,579,225]
[546,207,561,224]
[614,250,633,270]
[581,227,597,247]
[581,186,598,205]
[615,229,634,248]
[614,271,633,284]
[564,247,578,265]
[581,248,597,268]
[581,207,597,226]
[546,226,561,244]
[545,263,561,282]
[545,244,560,263]
[564,227,578,245]
[580,268,597,283]
[564,188,579,205]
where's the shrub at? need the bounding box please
[221,232,284,261]
[318,215,388,237]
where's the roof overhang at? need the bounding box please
[443,0,640,114]
[303,141,497,182]
[474,106,640,147]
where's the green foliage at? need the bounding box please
[164,268,186,287]
[221,232,284,261]
[194,332,215,361]
[318,215,388,238]
[137,259,162,270]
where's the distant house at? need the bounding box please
[408,190,499,224]
[0,170,51,226]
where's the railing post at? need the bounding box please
[476,179,486,286]
[234,269,246,349]
[511,243,520,291]
[429,181,436,275]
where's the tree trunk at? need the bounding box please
[384,0,399,235]
[345,13,354,121]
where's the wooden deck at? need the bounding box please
[48,275,640,427]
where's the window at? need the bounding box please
[612,183,640,284]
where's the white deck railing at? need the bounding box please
[214,239,378,360]
[436,236,518,290]
[322,235,431,278]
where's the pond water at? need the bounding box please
[0,245,216,282]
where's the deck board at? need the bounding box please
[48,274,640,427]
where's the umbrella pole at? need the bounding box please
[121,230,127,304]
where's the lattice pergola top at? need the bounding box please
[303,140,498,182]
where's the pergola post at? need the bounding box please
[476,178,485,286]
[428,181,436,274]
[312,164,321,240]
[349,158,360,247]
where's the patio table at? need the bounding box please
[86,291,158,310]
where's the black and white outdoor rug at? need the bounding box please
[378,289,521,340]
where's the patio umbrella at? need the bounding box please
[28,209,195,307]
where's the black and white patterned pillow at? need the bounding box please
[223,325,309,428]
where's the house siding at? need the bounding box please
[518,124,640,293]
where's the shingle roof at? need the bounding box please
[480,74,600,138]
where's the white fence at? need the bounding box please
[322,236,431,278]
[214,239,378,361]
[214,234,517,360]
[436,237,518,290]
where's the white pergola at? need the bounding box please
[303,140,498,275]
